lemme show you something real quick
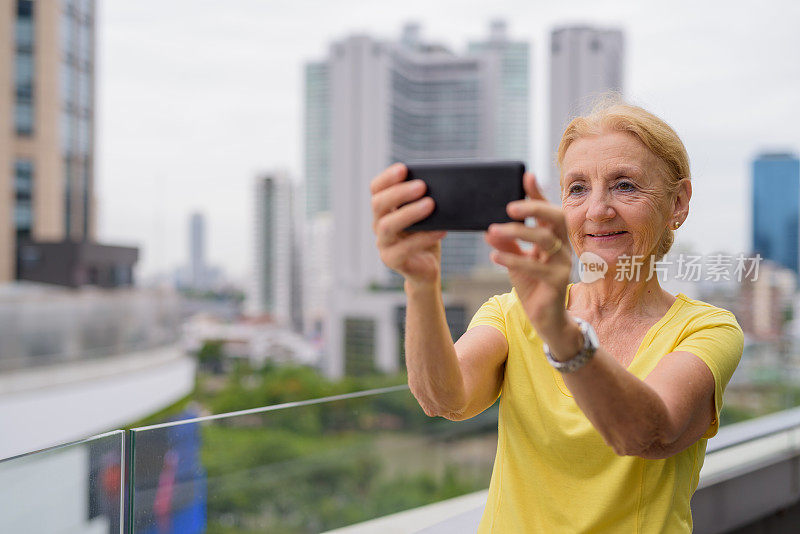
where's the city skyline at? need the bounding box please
[95,0,800,280]
[309,22,531,376]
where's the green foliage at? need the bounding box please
[200,424,488,532]
[204,363,408,416]
[134,362,494,532]
[719,404,758,426]
[197,340,225,374]
[180,287,245,302]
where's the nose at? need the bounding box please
[585,188,616,222]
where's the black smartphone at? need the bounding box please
[403,160,525,231]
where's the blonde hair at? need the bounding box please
[556,93,691,262]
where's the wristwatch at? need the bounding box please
[542,317,599,373]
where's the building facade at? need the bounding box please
[752,153,800,278]
[547,25,624,204]
[1,0,97,283]
[253,171,295,327]
[304,22,529,377]
[189,212,206,288]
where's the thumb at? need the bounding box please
[523,172,548,203]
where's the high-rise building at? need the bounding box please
[738,259,796,341]
[304,62,330,220]
[302,212,332,354]
[304,21,529,377]
[324,21,530,290]
[189,212,206,288]
[752,152,800,277]
[253,171,295,327]
[175,212,223,292]
[1,0,98,283]
[468,20,530,163]
[547,25,624,203]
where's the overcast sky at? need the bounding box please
[95,0,800,282]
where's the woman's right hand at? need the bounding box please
[370,163,447,286]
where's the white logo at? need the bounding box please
[579,252,608,283]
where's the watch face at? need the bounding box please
[574,317,599,352]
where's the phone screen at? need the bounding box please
[403,160,525,231]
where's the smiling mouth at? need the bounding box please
[587,231,627,237]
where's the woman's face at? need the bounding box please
[560,130,673,270]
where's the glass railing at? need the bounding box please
[6,382,800,533]
[0,386,498,533]
[0,286,180,372]
[0,430,125,533]
[128,386,497,533]
[0,334,181,373]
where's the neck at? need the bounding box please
[572,272,672,321]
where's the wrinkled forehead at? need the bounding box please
[561,131,667,184]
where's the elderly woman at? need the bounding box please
[369,100,743,532]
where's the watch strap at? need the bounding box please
[543,317,597,373]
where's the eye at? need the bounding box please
[615,180,636,191]
[568,183,585,195]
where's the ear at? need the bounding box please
[672,179,692,223]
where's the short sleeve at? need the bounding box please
[466,295,509,403]
[674,311,744,439]
[467,295,508,339]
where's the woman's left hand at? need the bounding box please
[486,172,573,341]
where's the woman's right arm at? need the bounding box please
[370,163,508,420]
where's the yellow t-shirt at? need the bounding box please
[468,283,744,533]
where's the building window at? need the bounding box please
[395,305,467,369]
[82,163,90,237]
[15,159,34,240]
[64,157,72,235]
[15,0,35,136]
[344,317,376,376]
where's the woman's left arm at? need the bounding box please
[487,172,717,460]
[547,321,716,459]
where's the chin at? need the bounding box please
[589,248,638,271]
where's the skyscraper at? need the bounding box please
[304,62,330,220]
[0,0,98,282]
[324,22,530,290]
[547,25,624,203]
[189,212,206,288]
[304,21,529,377]
[468,20,530,163]
[254,171,295,327]
[752,153,800,277]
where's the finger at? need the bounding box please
[382,230,447,263]
[489,222,561,252]
[523,172,547,202]
[505,200,569,242]
[369,163,407,195]
[490,250,551,275]
[485,227,524,256]
[371,179,427,222]
[375,197,435,244]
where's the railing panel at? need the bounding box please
[128,386,498,533]
[0,430,124,534]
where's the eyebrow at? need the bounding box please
[564,164,643,182]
